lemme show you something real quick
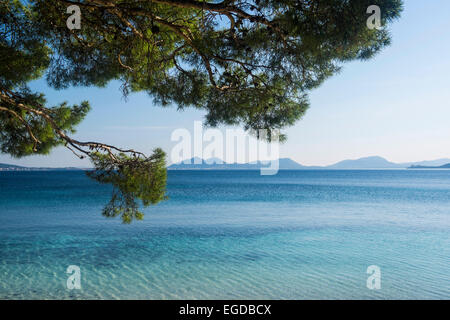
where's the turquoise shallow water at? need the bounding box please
[0,170,449,299]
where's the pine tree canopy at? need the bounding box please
[0,0,403,222]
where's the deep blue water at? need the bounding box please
[0,170,449,299]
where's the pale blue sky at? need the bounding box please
[2,1,450,167]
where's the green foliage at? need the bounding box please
[31,0,402,134]
[0,89,90,157]
[0,0,50,89]
[87,148,167,223]
[1,0,89,157]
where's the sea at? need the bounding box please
[0,170,449,299]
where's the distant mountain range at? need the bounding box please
[168,156,450,170]
[326,156,403,169]
[2,156,450,171]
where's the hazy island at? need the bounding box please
[408,163,450,169]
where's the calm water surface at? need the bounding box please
[0,170,449,299]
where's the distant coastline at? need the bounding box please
[408,163,450,169]
[2,155,450,171]
[0,164,85,172]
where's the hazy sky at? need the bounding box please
[1,1,450,167]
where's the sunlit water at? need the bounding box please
[0,170,449,299]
